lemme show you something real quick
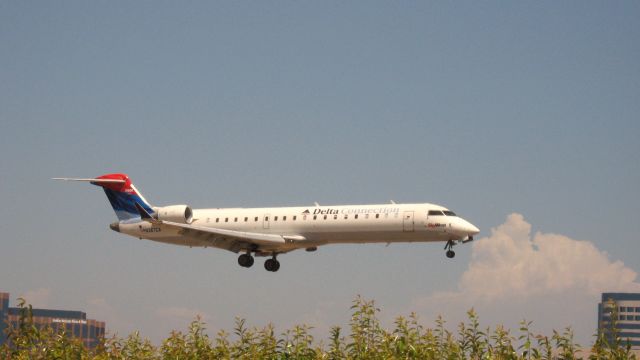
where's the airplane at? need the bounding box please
[54,173,480,272]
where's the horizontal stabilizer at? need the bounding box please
[52,177,126,184]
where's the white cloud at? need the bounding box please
[411,213,640,345]
[87,297,136,338]
[155,306,209,323]
[459,213,640,300]
[20,288,51,308]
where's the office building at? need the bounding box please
[598,292,640,351]
[0,291,105,349]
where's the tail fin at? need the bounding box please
[53,173,153,221]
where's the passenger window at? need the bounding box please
[244,217,248,222]
[274,216,278,221]
[216,218,219,223]
[225,218,229,222]
[313,215,317,220]
[254,217,258,222]
[293,216,297,221]
[323,215,327,220]
[375,214,379,219]
[234,217,238,222]
[333,214,338,220]
[283,216,287,221]
[355,214,359,219]
[265,216,269,221]
[344,214,348,219]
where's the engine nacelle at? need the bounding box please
[153,205,193,224]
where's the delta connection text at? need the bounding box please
[309,207,400,215]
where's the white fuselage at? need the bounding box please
[118,203,479,254]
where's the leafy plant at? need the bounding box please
[2,296,637,359]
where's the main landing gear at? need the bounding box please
[445,240,456,259]
[237,252,280,272]
[264,255,280,272]
[238,253,254,268]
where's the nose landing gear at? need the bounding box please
[444,240,456,259]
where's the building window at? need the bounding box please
[620,307,626,312]
[636,307,640,312]
[636,316,640,321]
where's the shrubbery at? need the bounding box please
[1,296,636,359]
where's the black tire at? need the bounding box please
[272,260,280,272]
[446,250,455,259]
[264,259,275,271]
[238,254,254,267]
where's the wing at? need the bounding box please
[164,221,306,254]
[134,202,304,254]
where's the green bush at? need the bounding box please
[1,296,637,359]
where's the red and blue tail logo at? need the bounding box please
[93,174,154,221]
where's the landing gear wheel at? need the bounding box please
[444,240,456,259]
[238,253,254,268]
[264,258,280,272]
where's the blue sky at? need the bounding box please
[1,1,639,345]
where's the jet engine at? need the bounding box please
[153,205,193,224]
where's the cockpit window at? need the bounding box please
[428,210,444,216]
[443,210,457,216]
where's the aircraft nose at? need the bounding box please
[109,222,120,232]
[459,219,479,236]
